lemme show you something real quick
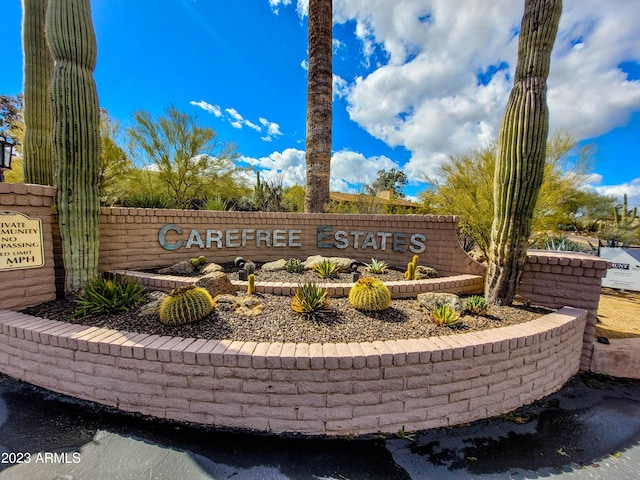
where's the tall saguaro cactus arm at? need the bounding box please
[22,0,55,186]
[485,0,562,305]
[45,0,101,295]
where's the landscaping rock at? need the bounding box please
[416,292,463,313]
[235,296,264,316]
[196,271,235,296]
[157,260,195,275]
[212,294,264,316]
[303,255,353,272]
[415,265,439,279]
[262,259,287,272]
[200,262,225,274]
[138,291,167,316]
[212,294,239,312]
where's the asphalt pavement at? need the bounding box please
[0,371,639,480]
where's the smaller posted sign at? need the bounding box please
[0,211,45,271]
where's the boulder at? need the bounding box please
[303,255,353,272]
[157,260,195,275]
[212,294,264,316]
[415,265,439,279]
[212,294,240,312]
[196,271,235,296]
[138,291,168,316]
[201,262,225,274]
[262,259,287,272]
[235,296,264,316]
[416,293,463,313]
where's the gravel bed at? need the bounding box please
[22,291,553,344]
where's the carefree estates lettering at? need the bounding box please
[158,224,425,253]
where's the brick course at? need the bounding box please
[0,307,585,436]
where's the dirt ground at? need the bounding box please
[596,288,640,338]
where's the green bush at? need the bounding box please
[465,295,489,316]
[73,275,145,317]
[284,258,305,273]
[313,259,339,279]
[291,283,330,314]
[126,193,174,209]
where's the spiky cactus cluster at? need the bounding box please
[159,285,214,326]
[247,273,256,295]
[46,0,101,295]
[404,254,419,280]
[349,277,391,312]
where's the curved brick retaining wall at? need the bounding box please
[0,307,586,436]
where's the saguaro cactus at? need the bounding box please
[22,0,55,186]
[613,194,638,229]
[45,0,101,295]
[485,0,562,305]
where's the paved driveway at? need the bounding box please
[1,372,639,479]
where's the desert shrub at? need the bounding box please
[125,193,174,208]
[73,275,145,317]
[291,283,330,314]
[284,258,305,273]
[465,295,489,316]
[349,277,391,311]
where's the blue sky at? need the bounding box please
[3,0,640,206]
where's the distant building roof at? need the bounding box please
[330,190,418,208]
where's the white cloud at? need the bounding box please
[241,147,401,192]
[300,59,308,71]
[590,178,640,209]
[269,0,640,188]
[268,0,292,14]
[189,100,222,117]
[259,117,283,141]
[333,74,349,100]
[245,119,262,132]
[225,108,244,123]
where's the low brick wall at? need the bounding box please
[516,251,608,371]
[115,270,485,298]
[0,307,586,436]
[98,208,485,276]
[0,183,56,310]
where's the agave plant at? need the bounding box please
[313,259,339,279]
[364,258,389,274]
[291,283,330,314]
[430,304,460,326]
[465,295,489,316]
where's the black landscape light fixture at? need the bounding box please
[0,136,15,182]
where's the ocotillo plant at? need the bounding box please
[46,0,101,295]
[22,0,55,186]
[486,0,562,305]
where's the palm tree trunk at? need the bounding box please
[304,0,332,213]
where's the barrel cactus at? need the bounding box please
[159,285,214,326]
[348,277,391,312]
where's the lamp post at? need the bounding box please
[0,136,15,182]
